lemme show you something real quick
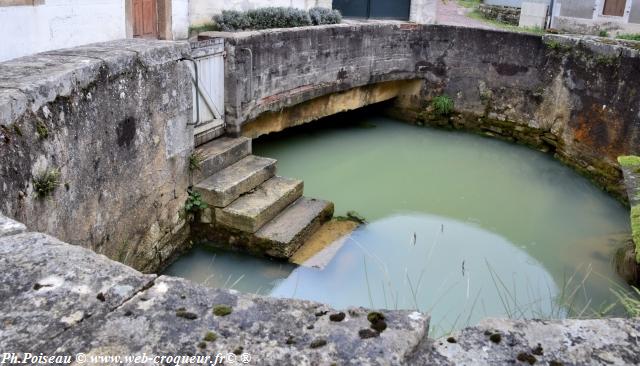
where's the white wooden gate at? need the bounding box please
[189,38,225,146]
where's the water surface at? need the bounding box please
[166,115,631,335]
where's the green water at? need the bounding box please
[165,115,631,336]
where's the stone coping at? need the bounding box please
[0,39,190,126]
[1,213,638,364]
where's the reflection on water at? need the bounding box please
[164,246,296,295]
[165,116,631,336]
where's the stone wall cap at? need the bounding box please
[0,39,190,126]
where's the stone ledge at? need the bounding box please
[414,317,640,365]
[0,232,156,354]
[0,223,430,364]
[2,219,639,364]
[0,39,190,126]
[0,213,26,237]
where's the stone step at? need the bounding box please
[255,197,334,259]
[194,155,276,207]
[192,137,251,183]
[215,176,303,233]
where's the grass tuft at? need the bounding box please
[611,286,640,317]
[617,33,640,42]
[432,95,454,116]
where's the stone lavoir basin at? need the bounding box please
[165,113,632,337]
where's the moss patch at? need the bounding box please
[212,304,232,316]
[203,331,218,342]
[618,155,640,167]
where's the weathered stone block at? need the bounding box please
[215,176,303,233]
[194,155,276,207]
[416,317,640,365]
[255,197,334,258]
[192,136,252,183]
[0,232,155,354]
[0,213,26,237]
[0,39,194,272]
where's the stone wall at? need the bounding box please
[477,4,521,26]
[0,39,194,273]
[2,213,638,365]
[215,23,640,201]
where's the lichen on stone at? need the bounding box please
[359,329,379,339]
[176,307,198,320]
[329,312,346,322]
[367,312,385,323]
[489,333,502,344]
[367,311,388,333]
[516,352,537,365]
[309,338,327,349]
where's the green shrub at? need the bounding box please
[213,10,251,31]
[431,95,454,116]
[309,7,342,25]
[247,7,311,29]
[617,33,640,41]
[213,7,340,31]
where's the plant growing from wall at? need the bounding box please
[189,151,205,172]
[431,95,454,116]
[33,168,60,199]
[36,121,49,139]
[184,189,208,215]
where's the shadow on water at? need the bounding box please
[166,107,634,337]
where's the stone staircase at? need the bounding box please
[192,137,334,259]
